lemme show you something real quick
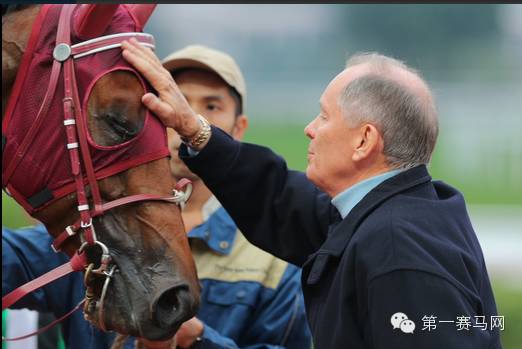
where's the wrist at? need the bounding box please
[178,111,200,138]
[180,114,212,151]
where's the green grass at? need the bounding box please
[2,192,33,229]
[244,122,310,171]
[492,280,522,349]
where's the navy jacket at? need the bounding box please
[181,126,502,349]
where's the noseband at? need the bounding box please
[2,4,192,338]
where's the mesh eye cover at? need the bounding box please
[2,5,169,212]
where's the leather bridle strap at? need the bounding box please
[71,32,154,59]
[52,178,193,252]
[2,300,85,342]
[57,5,160,245]
[57,4,99,245]
[2,251,87,310]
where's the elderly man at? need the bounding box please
[122,39,501,349]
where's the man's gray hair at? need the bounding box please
[339,52,439,169]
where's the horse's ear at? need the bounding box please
[74,4,119,40]
[126,5,157,29]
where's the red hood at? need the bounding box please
[2,4,169,214]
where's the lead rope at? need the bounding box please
[2,300,85,342]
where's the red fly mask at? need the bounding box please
[2,4,174,214]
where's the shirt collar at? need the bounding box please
[187,196,237,255]
[331,169,403,219]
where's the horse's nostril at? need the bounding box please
[156,287,180,314]
[151,285,192,330]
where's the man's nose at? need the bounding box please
[304,119,316,139]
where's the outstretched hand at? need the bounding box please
[121,38,200,140]
[173,317,204,348]
[137,317,203,349]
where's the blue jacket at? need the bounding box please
[180,126,502,349]
[2,225,113,349]
[2,197,310,349]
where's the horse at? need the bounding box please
[2,4,200,342]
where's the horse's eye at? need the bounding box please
[105,112,139,142]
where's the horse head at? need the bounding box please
[2,4,200,340]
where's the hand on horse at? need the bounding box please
[173,316,204,348]
[135,316,203,349]
[121,38,201,142]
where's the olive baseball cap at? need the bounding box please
[162,45,246,109]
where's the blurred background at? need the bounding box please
[3,4,521,348]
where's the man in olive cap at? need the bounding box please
[162,45,311,349]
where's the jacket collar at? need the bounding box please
[332,169,403,219]
[318,165,432,257]
[187,195,237,255]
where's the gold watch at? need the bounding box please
[181,114,211,150]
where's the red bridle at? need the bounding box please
[2,4,191,338]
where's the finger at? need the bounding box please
[124,38,163,67]
[122,39,161,69]
[122,40,160,70]
[122,48,171,91]
[129,37,163,65]
[142,93,178,128]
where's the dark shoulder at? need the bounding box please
[352,179,479,280]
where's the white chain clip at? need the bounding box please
[169,181,193,210]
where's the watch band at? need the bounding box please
[181,114,211,150]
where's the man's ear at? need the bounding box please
[232,114,248,140]
[352,123,383,162]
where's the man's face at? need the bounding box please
[167,69,246,180]
[304,66,370,196]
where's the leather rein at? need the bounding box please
[2,4,192,341]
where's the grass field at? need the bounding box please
[2,122,521,348]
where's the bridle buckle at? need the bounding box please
[80,218,92,228]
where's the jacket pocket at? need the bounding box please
[206,281,259,307]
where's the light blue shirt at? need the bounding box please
[331,169,403,219]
